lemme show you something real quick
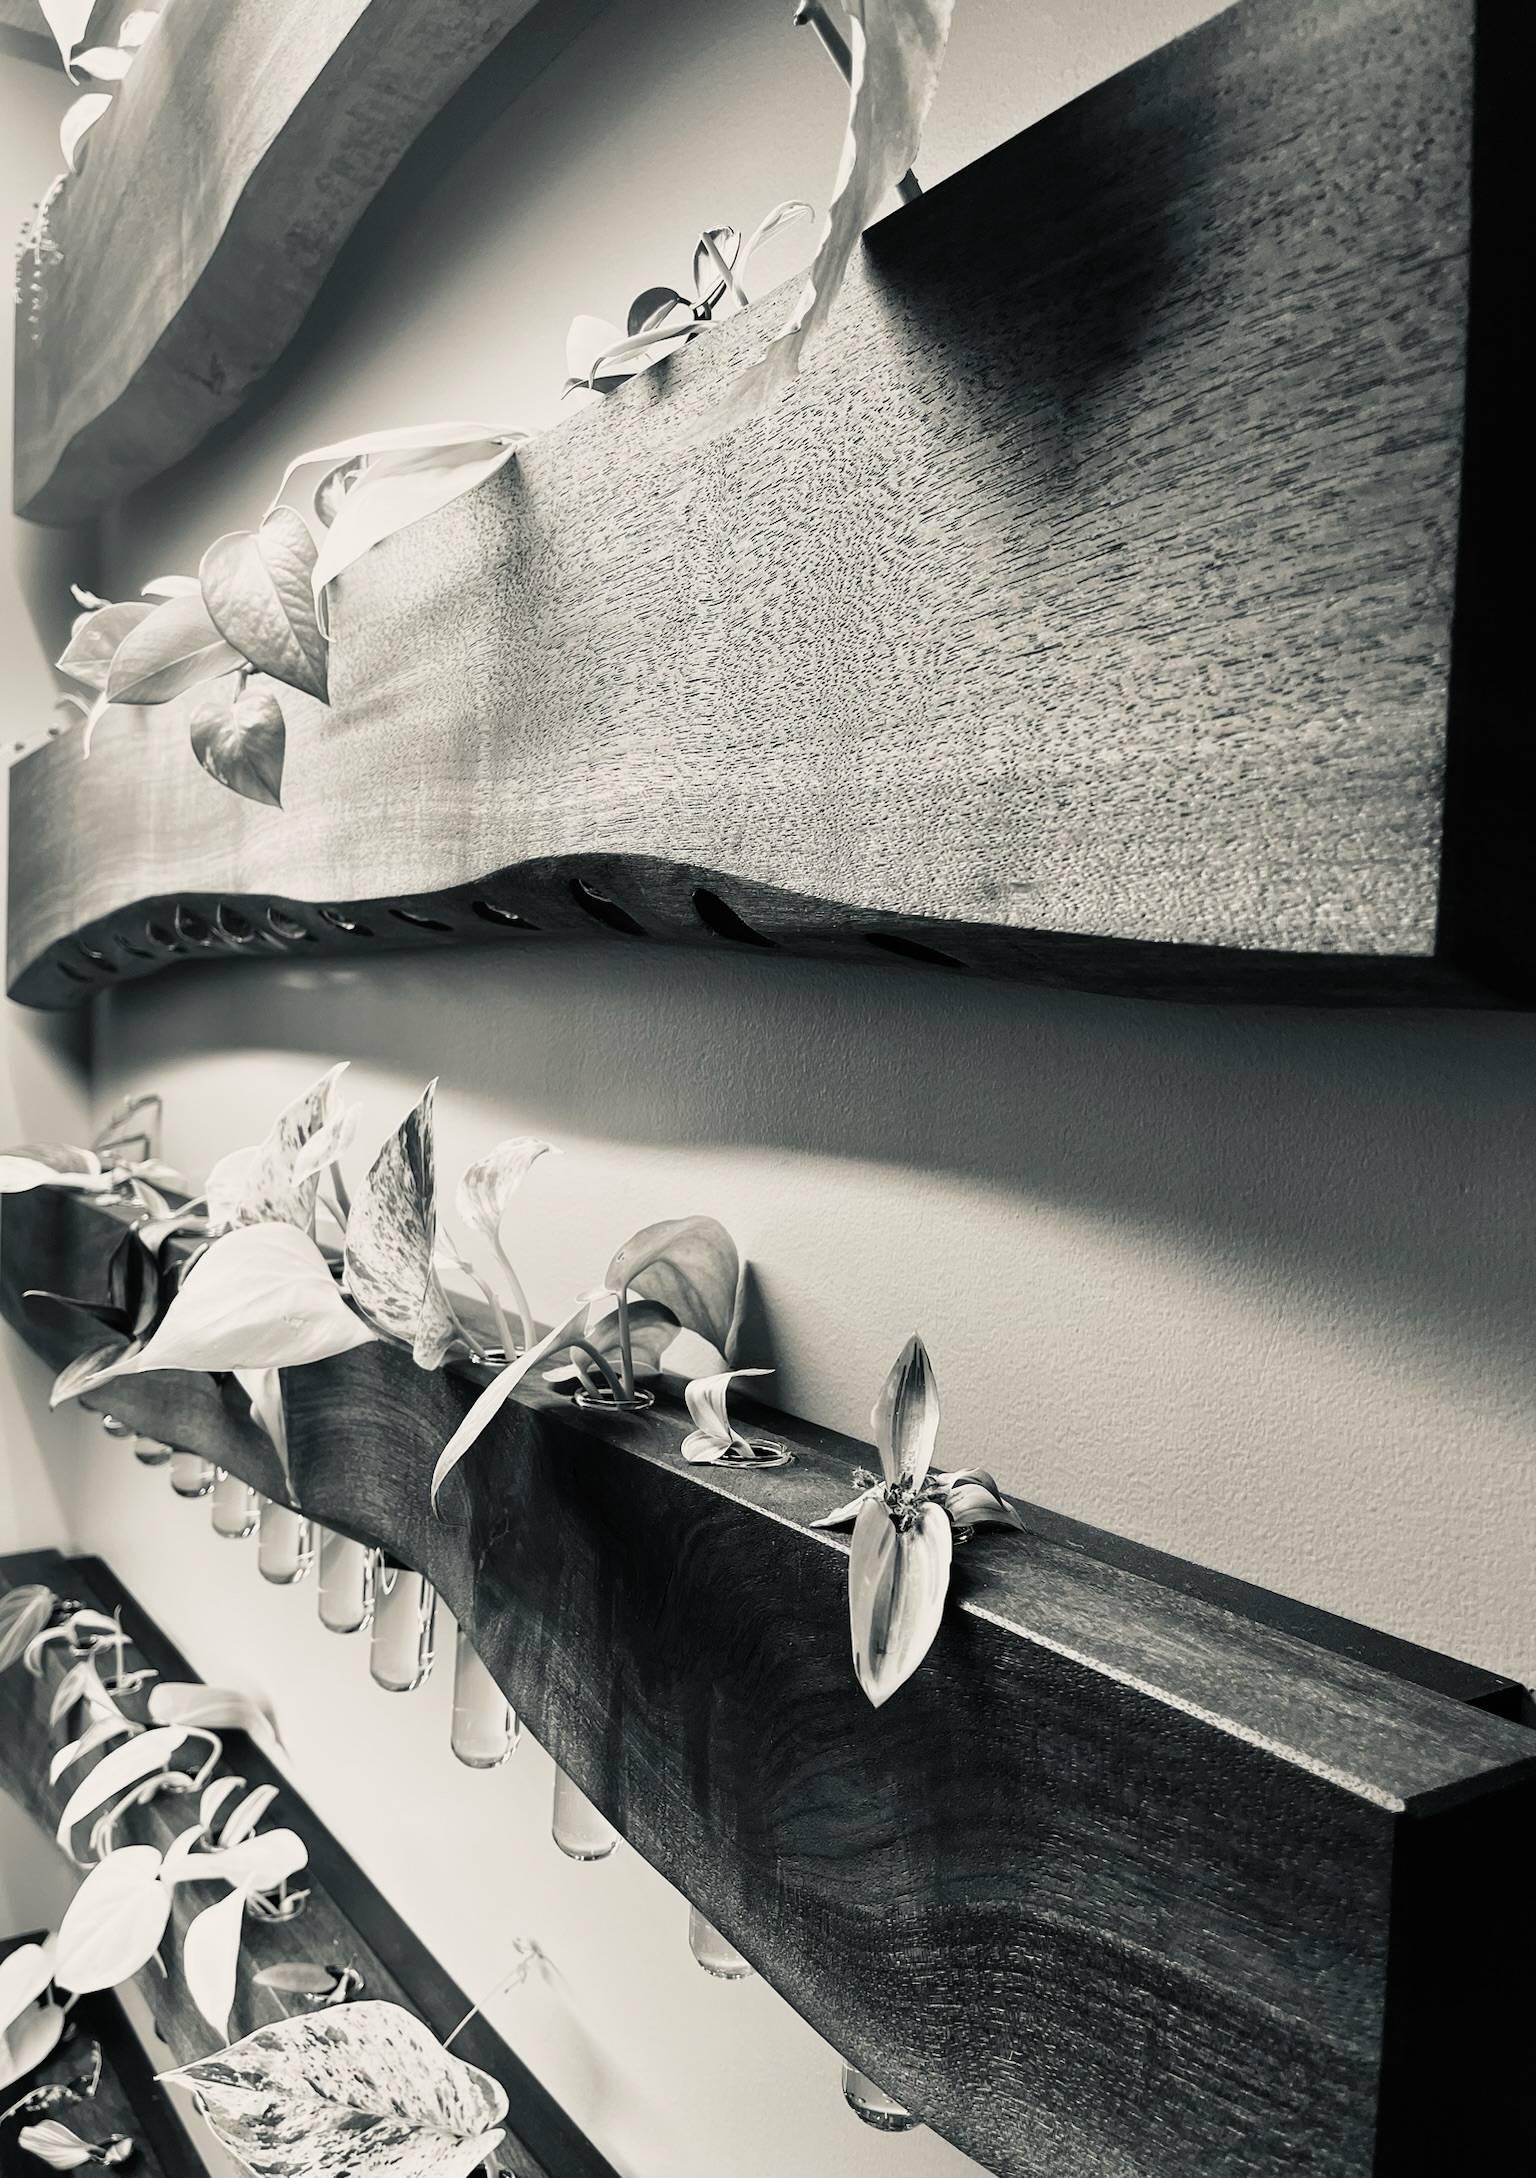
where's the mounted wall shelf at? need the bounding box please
[8,0,1524,1010]
[4,1187,1532,2176]
[0,1547,614,2178]
[10,0,611,524]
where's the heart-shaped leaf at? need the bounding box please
[183,1883,253,2039]
[200,509,328,701]
[871,1333,940,1486]
[105,595,245,707]
[0,2004,65,2093]
[455,1139,554,1242]
[121,1223,376,1374]
[307,436,522,601]
[206,1063,350,1236]
[55,1728,188,1854]
[53,1845,171,1990]
[0,1938,56,2041]
[60,90,113,170]
[848,1495,952,1708]
[0,1584,55,1671]
[214,1782,278,1847]
[343,1085,457,1369]
[160,2002,508,2177]
[605,1216,739,1352]
[55,601,155,692]
[189,681,285,807]
[49,1713,139,1784]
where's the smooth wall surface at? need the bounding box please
[5,2,1533,2174]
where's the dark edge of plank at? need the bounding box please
[1434,1,1533,1001]
[0,1550,620,2178]
[5,847,1518,1014]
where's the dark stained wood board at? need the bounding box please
[0,1550,618,2178]
[9,0,1526,1010]
[10,0,595,525]
[6,1191,1533,2176]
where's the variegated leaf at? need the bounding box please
[343,1085,457,1369]
[871,1333,940,1486]
[160,2001,508,2178]
[209,1063,349,1233]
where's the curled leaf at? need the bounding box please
[141,574,200,598]
[38,1,94,72]
[0,1584,56,1671]
[680,1368,789,1464]
[159,2001,508,2178]
[53,1845,171,1989]
[455,1139,554,1242]
[343,1084,457,1369]
[55,601,154,692]
[605,1215,739,1352]
[121,1222,376,1373]
[694,0,953,441]
[60,92,112,172]
[199,509,328,702]
[207,1064,350,1235]
[49,1713,139,1784]
[189,681,285,807]
[105,595,244,707]
[50,1341,136,1410]
[0,1144,106,1194]
[200,1775,245,1834]
[848,1493,951,1708]
[215,1782,278,1847]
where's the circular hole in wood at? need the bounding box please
[77,942,117,973]
[215,906,254,944]
[862,932,964,971]
[145,922,183,951]
[570,878,646,937]
[691,888,776,948]
[389,908,454,933]
[318,908,374,936]
[57,960,91,983]
[114,934,157,961]
[471,900,539,929]
[265,907,310,941]
[174,906,212,945]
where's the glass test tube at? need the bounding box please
[450,1627,519,1768]
[369,1557,437,1691]
[841,2064,917,2131]
[169,1452,216,1498]
[551,1767,618,1860]
[258,1500,314,1584]
[316,1529,374,1633]
[688,1906,753,1979]
[210,1470,261,1538]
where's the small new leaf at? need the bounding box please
[55,601,154,692]
[189,681,285,807]
[343,1084,457,1369]
[105,595,245,707]
[60,91,111,170]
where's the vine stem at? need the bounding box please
[490,1235,537,1357]
[614,1291,636,1402]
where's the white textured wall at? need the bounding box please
[5,1,1533,2172]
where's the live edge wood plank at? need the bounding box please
[4,1189,1532,2177]
[0,1547,617,2178]
[9,0,1525,1010]
[11,0,573,524]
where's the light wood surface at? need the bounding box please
[5,1186,1532,2177]
[11,0,1521,1008]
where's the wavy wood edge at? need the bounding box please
[0,1548,616,2178]
[12,0,586,524]
[5,1187,1533,2175]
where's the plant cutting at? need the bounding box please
[430,1213,744,1509]
[565,201,813,397]
[54,424,525,805]
[15,2117,133,2168]
[812,1336,1023,1706]
[1,1094,182,1215]
[680,1369,792,1466]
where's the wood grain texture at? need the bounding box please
[5,1189,1533,2177]
[10,0,1524,1010]
[11,0,564,523]
[0,1549,618,2178]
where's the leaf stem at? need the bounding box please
[567,1339,627,1406]
[328,1160,350,1222]
[614,1291,636,1402]
[491,1235,537,1357]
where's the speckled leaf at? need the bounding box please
[455,1138,553,1241]
[160,2001,508,2177]
[605,1215,738,1350]
[871,1333,940,1486]
[200,509,328,701]
[344,1085,457,1369]
[216,1065,349,1235]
